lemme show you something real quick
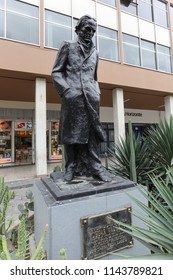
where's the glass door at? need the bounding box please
[0,120,12,164]
[15,121,32,164]
[50,121,62,160]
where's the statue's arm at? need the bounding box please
[51,41,70,97]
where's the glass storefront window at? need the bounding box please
[15,121,33,164]
[51,121,62,160]
[0,120,12,163]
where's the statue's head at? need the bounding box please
[75,15,97,44]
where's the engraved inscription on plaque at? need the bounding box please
[81,208,133,260]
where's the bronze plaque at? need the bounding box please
[81,207,133,259]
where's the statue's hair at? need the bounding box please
[75,15,96,34]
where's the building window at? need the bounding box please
[6,0,39,44]
[97,0,116,7]
[120,0,138,16]
[138,0,153,22]
[99,123,114,155]
[0,10,5,37]
[45,10,72,49]
[123,34,172,72]
[98,26,119,61]
[123,33,140,66]
[170,5,173,29]
[157,45,171,72]
[121,0,168,28]
[153,0,168,27]
[0,0,5,9]
[141,40,156,69]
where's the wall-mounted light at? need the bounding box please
[120,0,134,7]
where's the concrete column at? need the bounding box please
[112,88,125,146]
[35,78,47,176]
[164,95,173,122]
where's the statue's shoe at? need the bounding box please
[64,169,74,181]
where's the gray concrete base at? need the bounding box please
[34,175,150,260]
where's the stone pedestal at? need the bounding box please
[34,172,149,260]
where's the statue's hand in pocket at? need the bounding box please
[64,89,74,100]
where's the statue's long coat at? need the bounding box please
[52,40,104,145]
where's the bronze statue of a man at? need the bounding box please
[52,15,112,182]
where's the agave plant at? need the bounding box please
[109,121,153,184]
[0,216,48,260]
[0,177,14,251]
[145,116,173,177]
[111,168,173,259]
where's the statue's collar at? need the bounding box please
[77,38,95,57]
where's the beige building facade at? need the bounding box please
[0,0,173,176]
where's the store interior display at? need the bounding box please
[51,121,62,160]
[0,120,12,163]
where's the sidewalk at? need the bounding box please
[0,162,60,183]
[0,162,60,226]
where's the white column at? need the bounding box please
[35,78,47,176]
[112,88,125,146]
[164,95,173,122]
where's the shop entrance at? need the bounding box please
[47,121,62,161]
[0,120,12,164]
[15,121,33,164]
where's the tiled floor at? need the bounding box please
[0,162,61,182]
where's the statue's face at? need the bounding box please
[78,20,96,43]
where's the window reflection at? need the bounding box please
[141,40,156,69]
[123,34,140,66]
[2,0,39,44]
[45,10,72,49]
[98,26,119,61]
